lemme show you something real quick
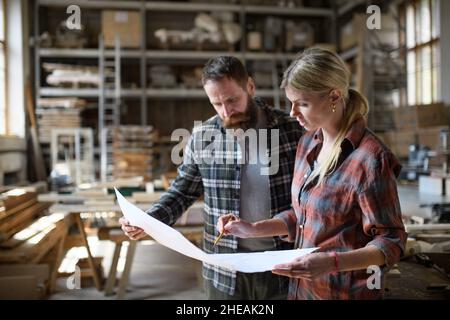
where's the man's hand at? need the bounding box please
[271,252,335,280]
[217,214,255,238]
[119,217,146,240]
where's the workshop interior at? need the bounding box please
[0,0,449,300]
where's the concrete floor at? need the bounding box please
[50,240,207,300]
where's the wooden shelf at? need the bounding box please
[39,87,281,99]
[38,0,141,9]
[38,0,332,17]
[39,48,299,61]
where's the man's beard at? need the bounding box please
[221,97,257,130]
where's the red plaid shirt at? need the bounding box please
[276,117,407,300]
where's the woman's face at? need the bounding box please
[285,85,335,131]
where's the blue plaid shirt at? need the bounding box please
[147,97,303,295]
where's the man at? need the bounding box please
[120,56,303,299]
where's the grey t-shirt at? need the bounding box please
[238,108,274,252]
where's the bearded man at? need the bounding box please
[120,56,303,300]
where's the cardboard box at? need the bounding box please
[394,103,450,130]
[102,11,141,48]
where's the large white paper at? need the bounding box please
[115,188,318,273]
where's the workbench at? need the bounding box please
[385,255,450,300]
[42,195,204,299]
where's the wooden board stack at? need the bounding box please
[113,126,157,182]
[0,188,67,298]
[0,189,48,243]
[36,108,82,143]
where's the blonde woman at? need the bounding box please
[218,48,407,300]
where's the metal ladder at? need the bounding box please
[99,35,121,182]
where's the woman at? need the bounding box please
[218,48,407,300]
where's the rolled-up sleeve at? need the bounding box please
[274,208,297,242]
[358,151,407,267]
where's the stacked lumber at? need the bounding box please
[0,189,48,242]
[113,126,157,181]
[35,108,82,143]
[0,188,68,298]
[38,97,87,109]
[0,214,65,263]
[0,189,65,262]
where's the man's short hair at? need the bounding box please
[202,56,249,88]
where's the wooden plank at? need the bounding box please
[0,189,37,211]
[74,190,110,198]
[74,213,103,290]
[104,242,122,296]
[49,231,67,293]
[0,198,37,221]
[0,218,41,244]
[405,224,450,233]
[31,221,66,263]
[38,193,115,203]
[0,265,49,298]
[25,82,47,181]
[0,202,50,235]
[0,276,40,299]
[117,240,137,300]
[0,219,65,263]
[1,213,65,249]
[131,192,164,203]
[0,264,49,284]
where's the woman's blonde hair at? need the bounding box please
[281,47,369,185]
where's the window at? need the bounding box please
[0,0,6,134]
[406,0,440,106]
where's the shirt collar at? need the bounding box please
[313,116,366,151]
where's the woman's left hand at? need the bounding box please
[271,252,335,280]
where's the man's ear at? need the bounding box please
[247,77,256,96]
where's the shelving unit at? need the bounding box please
[34,0,336,109]
[33,0,337,179]
[337,2,407,134]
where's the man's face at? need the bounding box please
[203,77,256,129]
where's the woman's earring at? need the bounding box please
[331,104,336,113]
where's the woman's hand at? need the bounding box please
[271,252,335,280]
[217,214,256,238]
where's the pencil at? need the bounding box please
[213,230,225,247]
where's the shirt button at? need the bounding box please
[304,174,308,178]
